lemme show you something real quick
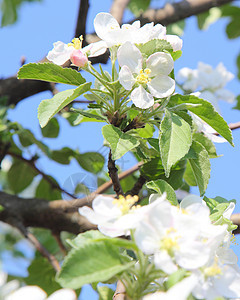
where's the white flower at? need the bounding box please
[47,37,107,66]
[192,261,240,300]
[143,275,198,300]
[79,195,142,237]
[94,12,182,50]
[6,286,77,300]
[134,194,227,274]
[176,67,199,91]
[117,42,175,108]
[189,110,227,143]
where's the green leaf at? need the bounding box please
[137,39,173,57]
[18,63,86,85]
[8,159,37,193]
[169,94,234,146]
[97,286,115,300]
[18,128,51,156]
[56,240,134,289]
[102,125,140,160]
[188,141,211,196]
[41,117,60,138]
[226,17,240,39]
[147,138,160,152]
[71,108,107,123]
[128,0,150,17]
[24,257,61,295]
[183,161,197,187]
[193,132,218,158]
[35,176,61,201]
[141,158,186,190]
[167,20,185,36]
[160,110,192,177]
[38,82,91,127]
[165,269,187,289]
[75,152,105,174]
[146,180,178,206]
[197,7,221,30]
[51,147,74,165]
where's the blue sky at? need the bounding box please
[1,0,240,298]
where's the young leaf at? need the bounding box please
[71,108,107,122]
[75,152,105,174]
[18,63,86,85]
[169,94,234,146]
[38,82,91,128]
[51,147,75,165]
[137,39,173,57]
[193,132,218,158]
[97,286,114,300]
[146,179,178,206]
[160,110,192,177]
[8,159,37,193]
[102,125,140,160]
[35,176,61,201]
[41,117,60,138]
[56,240,134,289]
[188,141,211,196]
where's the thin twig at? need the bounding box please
[52,232,67,256]
[8,151,77,199]
[126,175,146,196]
[75,0,89,39]
[18,225,61,272]
[108,150,124,196]
[113,280,126,300]
[213,121,240,136]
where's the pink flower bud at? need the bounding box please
[70,49,88,68]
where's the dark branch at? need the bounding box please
[75,0,89,40]
[108,150,124,196]
[126,175,146,196]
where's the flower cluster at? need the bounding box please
[47,12,182,109]
[177,62,235,111]
[79,193,240,300]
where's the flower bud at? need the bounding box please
[70,49,88,68]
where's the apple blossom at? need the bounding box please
[117,42,175,108]
[134,194,227,274]
[47,37,107,66]
[190,111,227,143]
[94,12,182,50]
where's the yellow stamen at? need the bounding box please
[136,68,152,85]
[160,227,180,252]
[68,36,83,49]
[113,195,139,215]
[204,264,222,277]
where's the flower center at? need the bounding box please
[136,69,152,85]
[113,195,139,215]
[160,228,180,252]
[204,264,222,277]
[68,36,83,49]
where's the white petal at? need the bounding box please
[148,75,175,98]
[92,195,120,217]
[134,222,159,254]
[166,35,183,51]
[78,206,108,224]
[117,42,142,73]
[94,13,120,41]
[47,41,73,65]
[82,41,107,57]
[154,251,178,274]
[146,52,174,76]
[6,286,47,300]
[215,88,235,103]
[180,194,204,209]
[131,86,154,109]
[119,65,135,90]
[48,289,77,300]
[223,202,235,219]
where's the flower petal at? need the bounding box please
[154,250,178,274]
[6,286,47,300]
[119,65,135,90]
[146,52,174,76]
[131,86,154,109]
[148,75,175,98]
[48,289,77,300]
[94,13,120,41]
[166,34,183,51]
[117,42,142,73]
[82,41,107,57]
[47,41,73,65]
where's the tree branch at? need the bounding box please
[110,0,130,24]
[108,150,124,196]
[126,175,146,196]
[75,0,89,40]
